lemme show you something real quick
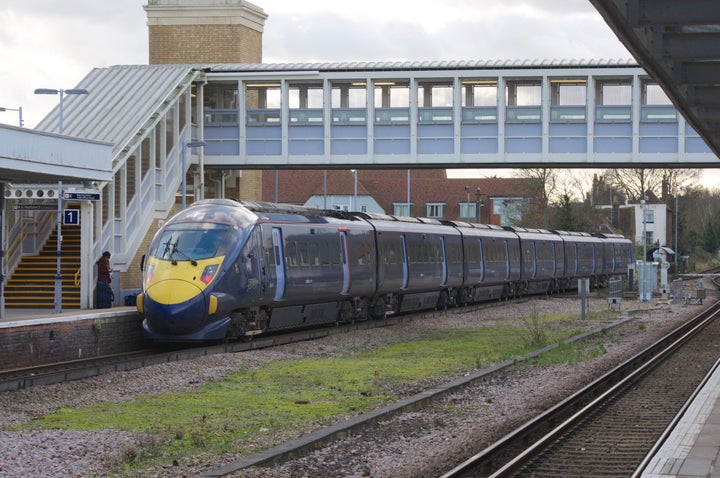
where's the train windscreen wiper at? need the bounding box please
[170,242,198,266]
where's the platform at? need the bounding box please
[0,306,143,369]
[641,358,720,477]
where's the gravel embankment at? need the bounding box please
[0,292,714,477]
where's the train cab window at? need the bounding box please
[151,224,230,262]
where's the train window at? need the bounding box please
[266,246,275,267]
[387,242,397,264]
[151,224,231,262]
[319,241,330,266]
[307,241,320,266]
[298,241,309,266]
[329,241,340,265]
[285,241,298,267]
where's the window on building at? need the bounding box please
[493,197,526,226]
[426,203,445,219]
[644,230,654,246]
[644,209,654,223]
[393,203,412,216]
[459,202,477,220]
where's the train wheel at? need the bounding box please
[437,290,449,310]
[369,297,386,320]
[339,301,355,324]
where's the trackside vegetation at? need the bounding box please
[16,310,616,473]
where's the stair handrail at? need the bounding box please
[5,211,55,279]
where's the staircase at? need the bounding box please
[5,225,82,309]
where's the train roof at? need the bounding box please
[441,220,506,231]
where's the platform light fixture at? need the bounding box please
[181,140,207,208]
[674,185,686,273]
[34,88,89,134]
[0,106,23,127]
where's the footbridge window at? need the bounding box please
[461,80,497,122]
[595,79,632,121]
[204,82,239,124]
[374,81,409,123]
[332,82,367,124]
[641,79,676,121]
[595,79,632,153]
[550,79,587,122]
[289,82,323,124]
[506,80,541,122]
[246,82,281,124]
[418,82,453,123]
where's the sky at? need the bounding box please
[0,0,716,188]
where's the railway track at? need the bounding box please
[0,307,454,392]
[441,299,720,478]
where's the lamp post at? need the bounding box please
[475,187,482,223]
[406,169,411,216]
[640,196,648,302]
[674,185,686,273]
[0,106,23,127]
[181,140,207,209]
[34,88,89,134]
[352,169,358,211]
[464,186,470,220]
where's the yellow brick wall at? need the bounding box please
[120,205,181,290]
[149,24,262,64]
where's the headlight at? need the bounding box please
[200,264,219,285]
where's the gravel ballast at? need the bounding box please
[0,293,714,477]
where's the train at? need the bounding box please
[136,199,634,342]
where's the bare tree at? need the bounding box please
[516,168,558,227]
[604,168,702,201]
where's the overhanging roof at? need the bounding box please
[589,0,720,160]
[0,125,112,184]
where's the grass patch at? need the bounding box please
[17,322,593,473]
[524,339,607,366]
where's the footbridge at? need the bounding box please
[199,59,717,169]
[5,59,717,308]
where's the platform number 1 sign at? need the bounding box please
[63,209,80,225]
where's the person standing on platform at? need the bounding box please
[96,251,114,308]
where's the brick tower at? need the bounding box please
[144,0,267,200]
[145,0,267,64]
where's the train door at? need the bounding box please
[254,228,266,300]
[478,239,484,282]
[271,228,286,301]
[440,237,448,286]
[401,234,409,289]
[340,230,351,295]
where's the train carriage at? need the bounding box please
[361,213,463,314]
[505,227,565,296]
[447,222,521,302]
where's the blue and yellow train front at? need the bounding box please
[138,255,227,341]
[136,199,257,342]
